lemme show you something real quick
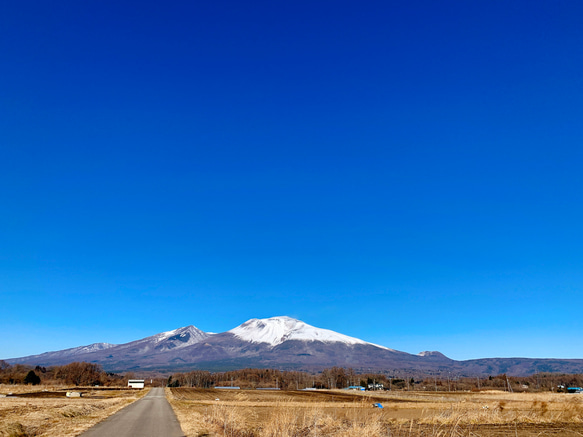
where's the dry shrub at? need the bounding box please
[558,397,583,423]
[259,405,311,437]
[205,403,254,437]
[264,407,386,437]
[331,418,385,437]
[58,404,99,418]
[530,400,548,416]
[195,402,390,437]
[209,403,391,437]
[0,423,36,437]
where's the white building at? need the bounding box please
[128,379,145,389]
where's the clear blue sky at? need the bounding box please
[2,1,582,361]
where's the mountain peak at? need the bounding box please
[228,316,388,349]
[153,324,201,339]
[418,351,450,359]
[139,324,210,352]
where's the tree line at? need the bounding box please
[0,360,127,386]
[167,367,583,392]
[3,360,583,392]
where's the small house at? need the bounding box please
[128,379,145,389]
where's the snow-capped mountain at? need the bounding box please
[6,325,210,369]
[6,317,404,371]
[7,317,583,376]
[229,316,390,349]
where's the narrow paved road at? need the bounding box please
[81,387,184,437]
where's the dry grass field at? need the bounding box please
[167,387,583,436]
[0,384,148,437]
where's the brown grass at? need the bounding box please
[0,385,149,437]
[167,388,583,437]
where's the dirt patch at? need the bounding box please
[172,387,403,404]
[7,391,68,398]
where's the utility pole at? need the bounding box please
[506,376,513,393]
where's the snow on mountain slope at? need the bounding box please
[150,325,208,344]
[229,316,391,350]
[417,351,451,360]
[7,342,117,362]
[68,343,116,355]
[117,325,210,353]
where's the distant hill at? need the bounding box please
[7,316,583,376]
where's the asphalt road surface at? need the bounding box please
[81,387,184,437]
